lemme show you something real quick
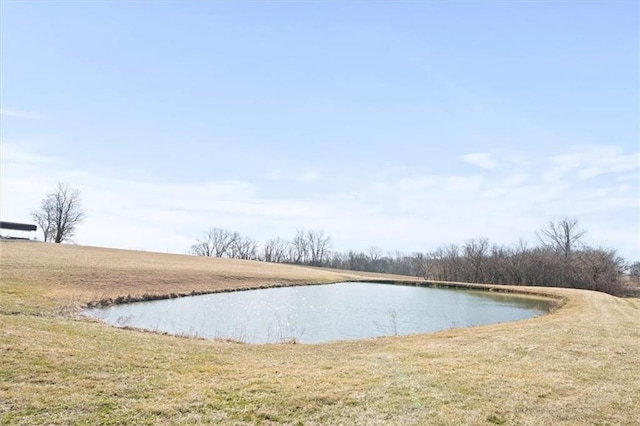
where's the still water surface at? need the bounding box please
[85,282,552,344]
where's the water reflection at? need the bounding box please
[85,282,553,344]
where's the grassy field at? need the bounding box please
[1,240,639,425]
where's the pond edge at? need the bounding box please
[85,278,566,312]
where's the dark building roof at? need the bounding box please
[0,221,37,232]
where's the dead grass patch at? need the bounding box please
[1,240,639,424]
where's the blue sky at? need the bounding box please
[1,1,638,260]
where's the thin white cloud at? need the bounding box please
[0,143,53,165]
[2,143,638,261]
[397,175,483,194]
[361,146,639,257]
[398,176,438,191]
[264,171,286,181]
[0,107,43,120]
[265,170,321,182]
[545,145,639,182]
[461,153,497,170]
[300,171,321,182]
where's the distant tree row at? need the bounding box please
[191,218,636,296]
[190,228,332,266]
[27,184,635,296]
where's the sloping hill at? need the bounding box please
[0,240,362,314]
[1,240,638,424]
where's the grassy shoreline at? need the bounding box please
[1,240,639,424]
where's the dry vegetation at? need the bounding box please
[1,240,639,425]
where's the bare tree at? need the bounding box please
[367,246,383,272]
[31,182,85,243]
[32,204,54,242]
[441,244,463,282]
[290,229,309,264]
[576,247,626,293]
[537,217,586,259]
[190,228,236,257]
[628,261,640,287]
[264,237,290,263]
[463,237,490,282]
[307,230,332,266]
[230,234,259,260]
[410,252,431,279]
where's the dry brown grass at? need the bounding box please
[0,240,363,315]
[1,240,639,425]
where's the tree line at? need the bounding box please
[191,218,637,296]
[191,228,332,266]
[28,184,636,296]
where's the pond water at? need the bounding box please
[84,282,553,344]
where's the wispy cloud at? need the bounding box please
[0,143,53,165]
[2,143,638,260]
[360,146,639,256]
[300,171,321,182]
[461,153,497,170]
[0,107,43,120]
[265,170,321,182]
[544,146,640,182]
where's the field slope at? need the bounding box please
[1,240,639,425]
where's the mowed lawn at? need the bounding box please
[1,241,638,425]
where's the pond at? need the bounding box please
[84,282,553,344]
